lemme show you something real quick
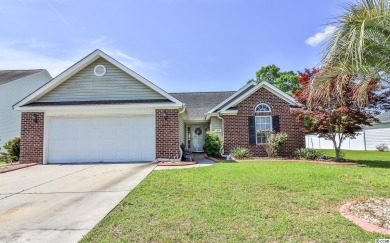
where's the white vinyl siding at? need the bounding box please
[47,115,155,163]
[0,71,51,147]
[37,58,165,102]
[179,115,185,145]
[210,117,223,140]
[255,116,272,144]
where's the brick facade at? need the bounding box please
[155,109,180,159]
[19,112,45,164]
[223,87,305,157]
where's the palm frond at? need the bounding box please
[311,0,390,107]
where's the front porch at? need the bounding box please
[185,123,209,152]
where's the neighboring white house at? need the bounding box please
[0,70,52,148]
[306,111,390,151]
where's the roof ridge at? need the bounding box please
[169,91,235,94]
[0,69,45,71]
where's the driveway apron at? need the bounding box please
[0,163,156,243]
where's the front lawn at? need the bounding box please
[82,153,390,242]
[320,149,390,168]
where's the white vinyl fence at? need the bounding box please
[305,126,390,151]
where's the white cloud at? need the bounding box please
[24,38,58,49]
[89,36,115,46]
[305,25,337,47]
[88,36,169,71]
[0,42,76,77]
[0,38,168,78]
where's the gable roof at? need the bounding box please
[170,91,235,120]
[14,50,182,109]
[207,82,256,113]
[0,70,45,86]
[217,81,297,112]
[376,111,390,123]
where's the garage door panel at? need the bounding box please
[47,116,155,163]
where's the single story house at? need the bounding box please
[0,70,52,148]
[306,111,390,150]
[14,50,304,164]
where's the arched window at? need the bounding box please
[255,103,271,112]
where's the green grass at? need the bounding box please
[82,153,390,242]
[319,149,390,168]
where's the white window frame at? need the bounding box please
[255,116,272,144]
[255,103,271,113]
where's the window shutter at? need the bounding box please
[272,116,280,132]
[248,116,256,145]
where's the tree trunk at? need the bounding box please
[335,147,340,161]
[330,137,341,161]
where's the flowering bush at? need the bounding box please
[262,132,288,157]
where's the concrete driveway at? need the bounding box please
[0,163,156,243]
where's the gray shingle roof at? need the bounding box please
[170,91,235,119]
[376,111,390,123]
[0,70,44,85]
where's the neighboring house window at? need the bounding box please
[255,103,271,112]
[256,116,272,144]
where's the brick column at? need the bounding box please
[19,112,44,164]
[155,109,179,160]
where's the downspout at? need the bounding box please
[217,112,224,155]
[178,104,186,160]
[178,103,186,115]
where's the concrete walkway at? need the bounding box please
[154,154,214,170]
[0,163,156,243]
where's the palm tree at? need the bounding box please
[310,0,390,107]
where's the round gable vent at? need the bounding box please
[94,65,106,77]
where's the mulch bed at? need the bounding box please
[204,155,358,165]
[0,163,37,173]
[340,198,390,235]
[157,161,198,166]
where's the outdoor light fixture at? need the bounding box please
[163,110,168,121]
[32,113,37,123]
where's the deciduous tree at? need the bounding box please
[248,64,300,95]
[292,68,386,161]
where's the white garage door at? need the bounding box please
[47,115,155,163]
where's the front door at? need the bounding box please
[190,125,207,152]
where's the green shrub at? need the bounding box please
[376,143,389,152]
[204,131,222,157]
[230,147,251,160]
[293,148,323,160]
[2,137,20,163]
[262,132,288,157]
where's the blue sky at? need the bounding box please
[0,0,342,92]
